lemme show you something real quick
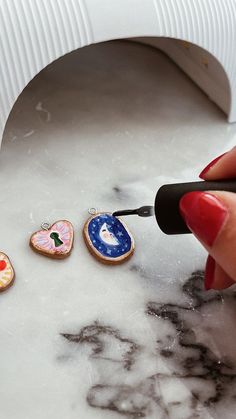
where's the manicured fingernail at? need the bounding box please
[204,255,215,290]
[199,153,226,179]
[179,192,228,246]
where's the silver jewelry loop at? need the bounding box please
[41,222,51,231]
[88,208,98,215]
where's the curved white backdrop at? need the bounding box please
[1,0,236,145]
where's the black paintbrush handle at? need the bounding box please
[155,180,236,235]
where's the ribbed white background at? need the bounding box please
[0,0,236,142]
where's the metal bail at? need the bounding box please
[41,222,51,231]
[88,208,98,215]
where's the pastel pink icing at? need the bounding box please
[32,221,73,253]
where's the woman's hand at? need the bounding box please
[179,147,236,290]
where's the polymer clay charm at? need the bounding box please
[83,212,135,264]
[30,220,74,259]
[0,252,15,292]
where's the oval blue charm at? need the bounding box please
[83,213,134,264]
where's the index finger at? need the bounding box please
[199,147,236,180]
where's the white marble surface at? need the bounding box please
[1,41,236,419]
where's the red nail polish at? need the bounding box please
[179,192,228,246]
[204,255,215,290]
[199,153,226,179]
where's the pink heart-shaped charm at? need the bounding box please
[30,220,74,259]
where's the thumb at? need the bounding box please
[180,191,236,289]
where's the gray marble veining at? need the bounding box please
[1,41,236,419]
